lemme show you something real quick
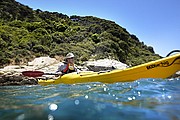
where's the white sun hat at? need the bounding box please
[65,53,74,59]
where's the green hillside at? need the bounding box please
[0,0,160,67]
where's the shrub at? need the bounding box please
[91,33,100,43]
[32,45,50,54]
[0,57,10,66]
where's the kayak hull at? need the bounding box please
[38,53,180,85]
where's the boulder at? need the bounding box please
[84,59,128,72]
[0,74,38,86]
[0,56,59,86]
[28,56,58,70]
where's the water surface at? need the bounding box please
[0,78,180,120]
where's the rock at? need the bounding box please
[0,58,129,86]
[0,71,4,75]
[3,65,22,70]
[28,56,58,70]
[2,65,26,73]
[0,72,38,86]
[0,76,7,83]
[12,75,24,82]
[21,78,38,85]
[0,82,22,86]
[84,59,128,72]
[0,56,59,86]
[38,63,60,73]
[170,71,180,78]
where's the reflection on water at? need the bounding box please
[0,78,180,120]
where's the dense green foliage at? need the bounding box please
[0,0,160,67]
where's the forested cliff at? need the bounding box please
[0,0,160,67]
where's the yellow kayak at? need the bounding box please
[38,53,180,85]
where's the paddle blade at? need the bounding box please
[22,71,44,77]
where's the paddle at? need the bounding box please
[22,71,61,77]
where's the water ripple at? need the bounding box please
[0,78,179,120]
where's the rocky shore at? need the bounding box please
[0,57,128,86]
[0,72,38,86]
[0,57,179,86]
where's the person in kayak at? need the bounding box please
[56,53,79,75]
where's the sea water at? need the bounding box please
[0,78,180,120]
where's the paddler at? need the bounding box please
[56,53,79,76]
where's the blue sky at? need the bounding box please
[16,0,180,57]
